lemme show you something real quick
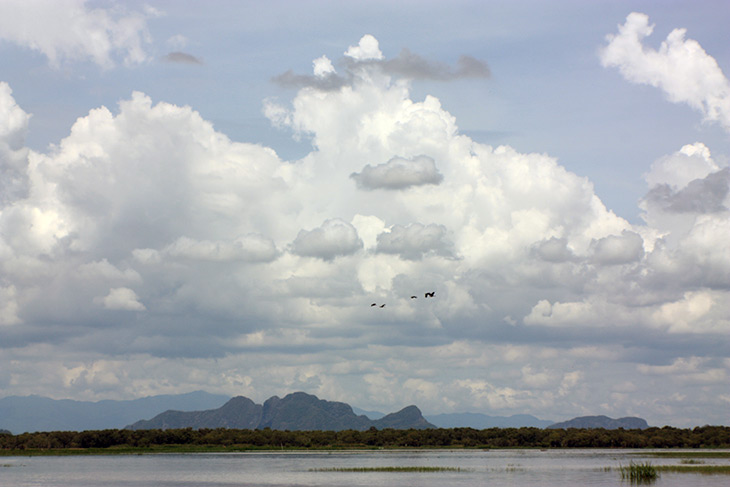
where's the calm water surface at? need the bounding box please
[2,449,729,486]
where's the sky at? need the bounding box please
[0,0,729,428]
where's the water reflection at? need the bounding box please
[1,449,728,487]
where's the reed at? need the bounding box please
[620,461,658,482]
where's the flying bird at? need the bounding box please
[379,304,386,308]
[371,303,377,307]
[410,295,417,299]
[425,292,435,298]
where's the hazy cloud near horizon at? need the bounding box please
[0,2,729,428]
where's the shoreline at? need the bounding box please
[4,445,730,457]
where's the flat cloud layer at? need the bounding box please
[1,16,729,427]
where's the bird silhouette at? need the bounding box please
[379,304,386,308]
[410,295,417,299]
[425,292,435,298]
[371,303,377,307]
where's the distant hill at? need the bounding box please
[548,415,649,429]
[427,412,554,429]
[0,391,230,434]
[127,392,435,431]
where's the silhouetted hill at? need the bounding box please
[0,391,231,433]
[126,396,263,430]
[376,405,433,429]
[427,412,554,429]
[547,415,649,429]
[258,392,372,430]
[127,392,435,431]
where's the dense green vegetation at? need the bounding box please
[1,425,729,454]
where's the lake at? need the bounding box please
[2,449,729,486]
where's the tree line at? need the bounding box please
[1,425,729,451]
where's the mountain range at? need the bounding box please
[547,415,649,430]
[0,391,648,433]
[127,392,434,431]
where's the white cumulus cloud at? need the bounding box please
[376,223,454,260]
[0,0,155,69]
[590,230,645,265]
[313,55,336,78]
[96,287,145,311]
[644,143,720,189]
[290,219,364,260]
[344,34,383,61]
[600,12,730,132]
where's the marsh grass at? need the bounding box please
[620,461,658,482]
[680,458,705,464]
[310,466,462,472]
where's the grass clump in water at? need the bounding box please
[620,461,658,483]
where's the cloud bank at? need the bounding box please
[1,20,729,426]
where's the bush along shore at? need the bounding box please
[1,425,729,454]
